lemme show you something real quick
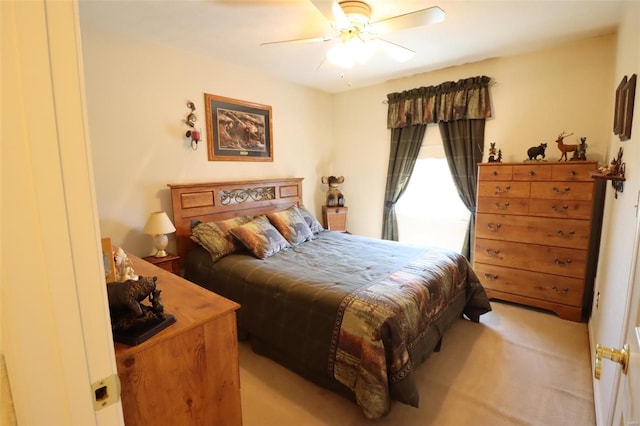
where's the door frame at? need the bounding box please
[1,0,123,424]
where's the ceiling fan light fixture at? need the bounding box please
[327,35,374,68]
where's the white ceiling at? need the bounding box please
[78,0,625,93]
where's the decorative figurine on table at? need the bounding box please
[321,175,345,207]
[527,143,547,161]
[554,131,576,161]
[487,143,502,163]
[107,275,175,345]
[570,137,588,161]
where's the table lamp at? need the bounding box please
[142,211,176,257]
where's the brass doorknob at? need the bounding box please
[594,343,629,379]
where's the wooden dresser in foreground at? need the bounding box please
[114,255,242,425]
[473,161,605,322]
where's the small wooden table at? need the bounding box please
[142,252,181,275]
[114,255,242,425]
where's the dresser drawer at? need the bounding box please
[530,182,594,201]
[528,199,594,220]
[475,213,591,249]
[478,165,512,181]
[476,197,529,215]
[551,162,597,181]
[474,263,584,307]
[474,238,587,278]
[478,181,530,198]
[512,164,552,181]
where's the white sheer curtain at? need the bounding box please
[395,130,470,252]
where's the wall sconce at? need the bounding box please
[185,101,200,150]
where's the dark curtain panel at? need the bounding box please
[381,124,427,240]
[439,119,486,261]
[384,76,492,257]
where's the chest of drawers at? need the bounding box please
[473,161,605,321]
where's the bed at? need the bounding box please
[168,177,491,419]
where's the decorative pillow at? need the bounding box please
[191,215,253,262]
[297,205,324,234]
[266,207,314,245]
[230,216,291,259]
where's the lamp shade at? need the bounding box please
[143,211,176,257]
[143,211,176,235]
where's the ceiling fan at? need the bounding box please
[260,1,445,69]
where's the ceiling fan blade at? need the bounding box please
[376,38,415,63]
[371,6,445,34]
[260,35,334,46]
[309,0,350,30]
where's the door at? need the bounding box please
[2,0,123,424]
[611,203,640,425]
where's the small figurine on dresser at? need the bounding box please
[487,143,502,162]
[107,275,175,345]
[321,175,345,207]
[554,131,577,161]
[526,143,547,161]
[570,137,588,161]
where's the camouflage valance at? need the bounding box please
[387,75,493,129]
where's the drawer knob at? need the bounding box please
[554,258,572,265]
[551,285,569,294]
[569,170,577,176]
[495,201,510,210]
[494,185,511,194]
[552,186,571,194]
[487,223,502,232]
[485,248,501,257]
[529,171,535,176]
[483,273,498,280]
[492,171,498,176]
[556,230,576,237]
[551,204,569,213]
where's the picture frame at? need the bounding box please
[613,75,627,135]
[101,237,116,283]
[204,93,273,161]
[614,74,636,141]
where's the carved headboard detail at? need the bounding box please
[168,178,304,265]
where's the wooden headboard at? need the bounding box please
[168,177,303,264]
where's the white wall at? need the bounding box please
[81,27,334,256]
[332,35,616,238]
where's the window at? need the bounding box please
[395,134,470,252]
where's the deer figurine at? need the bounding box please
[555,131,576,161]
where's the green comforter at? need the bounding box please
[185,231,491,419]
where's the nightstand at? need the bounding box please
[322,205,348,232]
[142,253,180,275]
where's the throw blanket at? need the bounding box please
[329,248,489,419]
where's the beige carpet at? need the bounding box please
[239,301,595,425]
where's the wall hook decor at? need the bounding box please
[184,101,200,150]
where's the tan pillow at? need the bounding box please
[266,207,314,245]
[230,216,291,259]
[191,215,252,262]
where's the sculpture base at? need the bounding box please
[112,313,176,346]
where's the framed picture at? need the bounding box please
[614,74,636,141]
[204,93,273,161]
[101,237,116,283]
[613,75,627,135]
